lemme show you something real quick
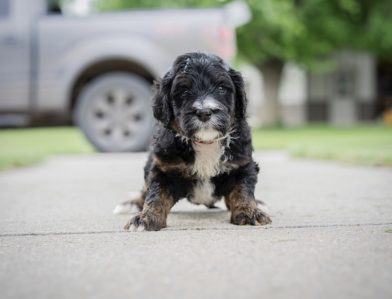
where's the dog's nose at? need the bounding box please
[195,109,212,122]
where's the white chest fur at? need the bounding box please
[189,141,223,206]
[191,180,216,206]
[191,141,223,179]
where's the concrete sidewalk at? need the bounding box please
[0,151,391,299]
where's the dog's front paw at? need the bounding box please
[231,206,271,226]
[124,212,166,232]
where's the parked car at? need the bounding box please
[0,0,249,151]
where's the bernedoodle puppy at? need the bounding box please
[114,52,271,231]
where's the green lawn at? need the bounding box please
[252,125,392,166]
[0,125,391,171]
[0,127,94,170]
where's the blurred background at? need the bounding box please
[0,0,391,170]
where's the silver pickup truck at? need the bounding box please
[0,0,249,151]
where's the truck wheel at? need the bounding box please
[74,72,154,152]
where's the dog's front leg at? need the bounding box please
[225,185,271,226]
[124,182,174,232]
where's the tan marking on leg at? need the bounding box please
[226,186,271,226]
[124,189,174,231]
[153,156,189,174]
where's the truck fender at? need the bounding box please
[55,36,171,111]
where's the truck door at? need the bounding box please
[0,0,31,111]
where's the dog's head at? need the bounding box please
[153,52,247,143]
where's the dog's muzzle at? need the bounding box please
[195,108,213,122]
[192,97,221,120]
[183,96,227,143]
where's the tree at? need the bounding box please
[93,0,392,125]
[237,0,392,124]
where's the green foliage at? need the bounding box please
[238,0,392,67]
[92,0,392,67]
[93,0,218,11]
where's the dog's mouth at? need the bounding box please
[191,128,221,145]
[192,138,216,145]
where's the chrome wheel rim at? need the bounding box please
[85,82,152,151]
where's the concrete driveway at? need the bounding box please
[0,151,391,299]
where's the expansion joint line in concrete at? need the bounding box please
[0,222,391,238]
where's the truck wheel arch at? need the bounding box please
[69,58,156,112]
[57,36,169,113]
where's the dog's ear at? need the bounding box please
[153,71,173,127]
[229,68,247,120]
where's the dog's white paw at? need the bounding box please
[127,191,142,199]
[113,204,132,215]
[137,224,145,232]
[113,191,142,215]
[126,222,145,232]
[113,203,140,215]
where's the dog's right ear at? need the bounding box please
[153,71,173,127]
[229,68,247,120]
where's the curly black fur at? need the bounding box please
[123,52,271,231]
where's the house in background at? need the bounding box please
[306,52,376,125]
[244,51,391,127]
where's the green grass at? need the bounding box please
[252,125,392,166]
[0,125,391,171]
[0,127,94,170]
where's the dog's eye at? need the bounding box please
[218,86,227,95]
[181,90,190,98]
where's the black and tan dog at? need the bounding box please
[114,52,271,231]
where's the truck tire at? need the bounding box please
[74,72,154,152]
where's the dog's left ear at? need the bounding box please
[153,71,173,127]
[229,68,247,119]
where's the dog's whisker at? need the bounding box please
[175,133,190,144]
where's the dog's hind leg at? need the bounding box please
[113,187,146,214]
